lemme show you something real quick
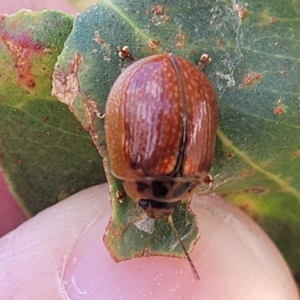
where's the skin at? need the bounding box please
[0,180,299,299]
[0,1,299,299]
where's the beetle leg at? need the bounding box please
[117,45,136,62]
[198,53,212,70]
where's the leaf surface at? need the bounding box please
[0,10,105,215]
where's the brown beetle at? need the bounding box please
[105,54,218,219]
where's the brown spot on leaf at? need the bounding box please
[239,169,255,177]
[216,39,224,47]
[152,5,165,15]
[176,33,186,41]
[0,34,41,89]
[174,33,187,48]
[175,42,184,48]
[151,5,169,25]
[107,227,122,239]
[163,48,170,54]
[233,4,248,20]
[269,16,277,24]
[240,73,261,87]
[84,99,102,128]
[84,98,105,151]
[148,40,160,50]
[244,74,253,85]
[253,73,261,80]
[26,78,36,88]
[244,187,267,195]
[274,105,284,115]
[51,53,82,111]
[93,31,104,45]
[226,152,234,159]
[292,150,300,158]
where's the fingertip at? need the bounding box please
[65,189,299,300]
[0,185,109,299]
[0,184,298,299]
[191,195,299,299]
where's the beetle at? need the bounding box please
[105,53,218,219]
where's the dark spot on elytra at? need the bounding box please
[151,181,169,198]
[136,181,150,193]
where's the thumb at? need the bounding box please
[0,184,298,300]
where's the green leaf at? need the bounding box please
[52,2,200,261]
[53,0,300,276]
[0,10,105,215]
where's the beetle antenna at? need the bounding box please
[167,215,200,280]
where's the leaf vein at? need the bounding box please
[217,128,300,202]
